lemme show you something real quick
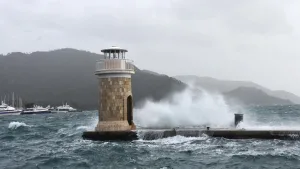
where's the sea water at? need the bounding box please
[2,88,300,168]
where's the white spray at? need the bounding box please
[134,84,237,128]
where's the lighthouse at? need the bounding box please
[95,46,136,132]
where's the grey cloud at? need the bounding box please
[1,0,300,95]
[171,0,292,34]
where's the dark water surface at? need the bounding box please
[1,105,300,169]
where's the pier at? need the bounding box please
[83,128,300,141]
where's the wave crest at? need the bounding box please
[8,121,31,129]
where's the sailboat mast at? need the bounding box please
[20,97,22,109]
[17,97,19,108]
[16,95,19,109]
[18,97,20,108]
[12,92,14,107]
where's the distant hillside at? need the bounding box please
[271,90,300,104]
[223,87,293,106]
[0,48,186,109]
[141,69,163,76]
[174,75,266,92]
[174,75,300,104]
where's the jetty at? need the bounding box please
[83,128,300,141]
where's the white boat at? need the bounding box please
[0,101,21,115]
[46,105,55,111]
[54,103,78,113]
[21,105,52,115]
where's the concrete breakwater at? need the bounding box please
[82,128,300,141]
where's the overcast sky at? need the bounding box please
[1,0,300,95]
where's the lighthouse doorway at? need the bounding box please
[127,95,133,125]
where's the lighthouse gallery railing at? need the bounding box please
[96,59,134,72]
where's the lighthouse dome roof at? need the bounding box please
[101,46,128,53]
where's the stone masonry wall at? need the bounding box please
[98,77,132,122]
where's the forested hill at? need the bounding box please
[0,48,186,109]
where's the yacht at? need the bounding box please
[21,105,52,115]
[0,101,21,115]
[46,105,55,111]
[55,103,77,113]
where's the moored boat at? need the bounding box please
[54,103,78,113]
[46,105,55,111]
[0,101,21,115]
[21,105,52,115]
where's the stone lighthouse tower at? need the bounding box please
[95,46,136,132]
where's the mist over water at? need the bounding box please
[238,105,300,130]
[134,83,300,130]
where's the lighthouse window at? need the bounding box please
[113,51,117,58]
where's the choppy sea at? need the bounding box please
[1,105,300,169]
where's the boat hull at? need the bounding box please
[53,110,80,113]
[0,111,21,115]
[53,110,68,113]
[20,110,52,115]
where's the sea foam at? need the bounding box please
[76,126,90,130]
[8,121,31,129]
